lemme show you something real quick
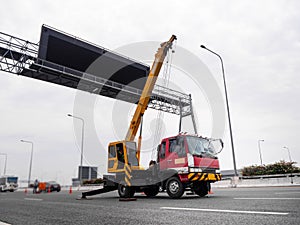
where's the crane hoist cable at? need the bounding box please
[151,40,176,160]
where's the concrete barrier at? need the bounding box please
[212,174,300,188]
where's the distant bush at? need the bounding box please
[242,160,300,176]
[83,178,104,185]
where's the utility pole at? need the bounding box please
[200,45,238,177]
[20,140,34,187]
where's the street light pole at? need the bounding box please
[200,45,238,177]
[258,140,264,165]
[68,114,85,185]
[283,146,292,162]
[20,140,34,187]
[0,153,7,175]
[283,146,293,184]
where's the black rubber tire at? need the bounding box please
[194,182,208,197]
[118,183,135,198]
[166,177,184,199]
[143,186,159,197]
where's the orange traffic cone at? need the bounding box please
[48,186,51,193]
[69,186,72,194]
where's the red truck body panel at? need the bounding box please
[193,157,219,169]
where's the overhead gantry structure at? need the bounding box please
[0,28,197,134]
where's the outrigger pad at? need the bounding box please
[76,195,90,200]
[119,198,137,201]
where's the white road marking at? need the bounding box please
[24,197,43,201]
[160,207,289,215]
[234,198,300,200]
[275,192,300,195]
[0,221,11,225]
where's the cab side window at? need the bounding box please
[169,139,177,153]
[116,143,125,163]
[159,142,166,159]
[177,137,186,157]
[109,145,116,158]
[116,143,125,169]
[169,137,186,157]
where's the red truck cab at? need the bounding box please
[156,134,222,198]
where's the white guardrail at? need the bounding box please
[212,173,300,188]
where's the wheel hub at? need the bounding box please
[120,185,126,195]
[169,181,179,194]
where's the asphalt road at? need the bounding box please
[0,186,300,225]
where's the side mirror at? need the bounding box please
[208,138,224,155]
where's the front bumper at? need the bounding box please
[187,173,221,182]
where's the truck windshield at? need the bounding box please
[186,136,217,157]
[7,177,18,183]
[126,142,139,166]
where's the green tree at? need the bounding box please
[242,160,300,176]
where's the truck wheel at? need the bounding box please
[166,177,184,199]
[194,181,208,197]
[118,183,135,198]
[143,186,159,197]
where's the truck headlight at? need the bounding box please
[177,167,189,174]
[189,168,202,173]
[195,168,202,172]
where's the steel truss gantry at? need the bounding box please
[0,31,197,133]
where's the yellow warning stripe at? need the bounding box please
[124,164,132,173]
[125,177,131,186]
[125,170,132,179]
[188,173,197,180]
[124,164,132,186]
[188,173,222,181]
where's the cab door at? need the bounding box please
[158,141,167,170]
[165,136,187,169]
[108,144,117,172]
[107,142,126,173]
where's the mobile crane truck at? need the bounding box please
[81,35,223,199]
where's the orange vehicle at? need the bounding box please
[38,182,47,192]
[37,181,61,193]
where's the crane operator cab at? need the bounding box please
[108,141,141,173]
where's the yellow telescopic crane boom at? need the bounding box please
[125,35,177,144]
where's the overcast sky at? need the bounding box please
[1,0,299,185]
